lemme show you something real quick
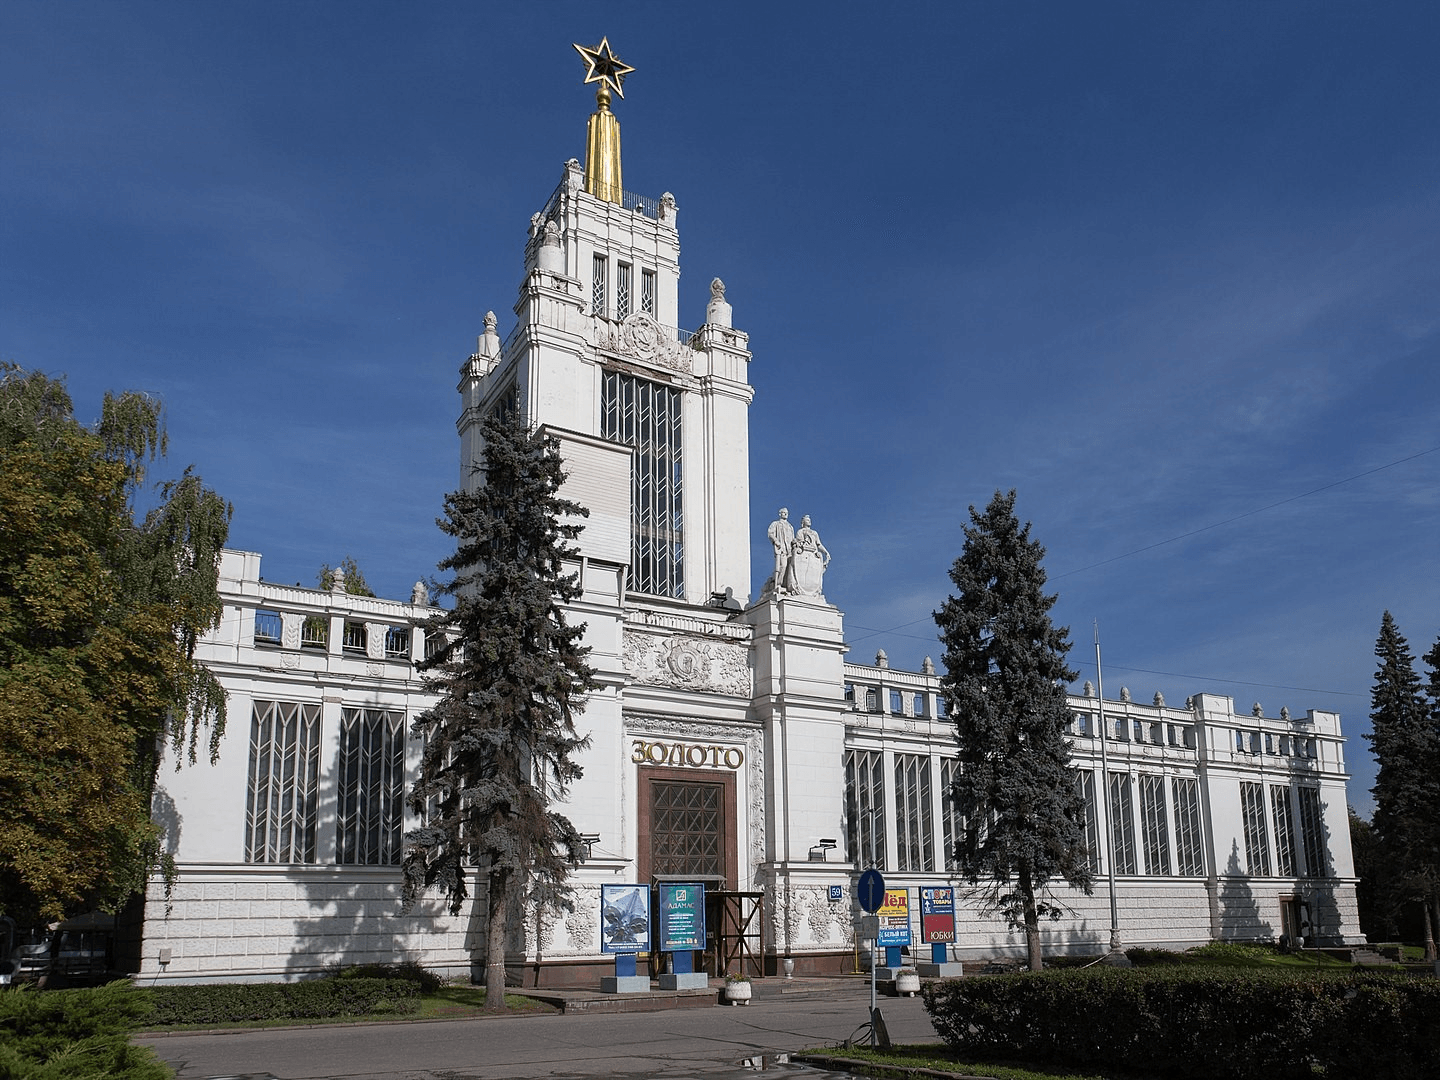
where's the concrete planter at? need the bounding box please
[894,969,921,997]
[723,980,753,1005]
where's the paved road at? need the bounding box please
[137,983,939,1080]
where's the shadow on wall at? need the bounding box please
[1306,794,1343,946]
[152,785,182,857]
[1218,843,1274,941]
[284,874,478,980]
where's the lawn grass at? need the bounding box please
[797,1044,1109,1080]
[1125,941,1352,970]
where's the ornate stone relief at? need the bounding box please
[623,631,752,698]
[597,311,692,374]
[563,886,598,952]
[626,714,765,882]
[806,889,835,945]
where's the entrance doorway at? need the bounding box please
[637,767,737,886]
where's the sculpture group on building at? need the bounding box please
[766,507,831,599]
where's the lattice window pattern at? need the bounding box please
[1298,787,1328,877]
[941,758,963,871]
[601,371,684,598]
[650,780,724,879]
[1173,777,1205,876]
[616,262,632,319]
[1077,769,1099,871]
[592,254,608,317]
[245,700,321,863]
[1271,785,1297,877]
[336,708,406,865]
[1108,772,1137,874]
[845,749,887,870]
[894,754,934,872]
[641,268,655,315]
[1139,774,1171,876]
[1241,781,1271,876]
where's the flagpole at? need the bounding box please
[1094,622,1122,954]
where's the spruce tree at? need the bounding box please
[933,489,1093,971]
[401,407,595,1009]
[1364,612,1440,959]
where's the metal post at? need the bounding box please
[869,937,877,1046]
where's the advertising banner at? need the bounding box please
[876,887,912,947]
[658,883,706,951]
[920,886,957,943]
[599,884,650,954]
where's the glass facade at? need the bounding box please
[601,371,684,598]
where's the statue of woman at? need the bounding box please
[785,515,830,597]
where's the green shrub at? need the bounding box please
[922,967,1440,1080]
[0,981,171,1079]
[146,977,420,1027]
[332,961,443,994]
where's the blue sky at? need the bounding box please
[3,2,1437,815]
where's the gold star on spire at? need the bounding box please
[573,37,634,100]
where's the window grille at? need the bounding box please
[889,689,904,715]
[616,262,632,319]
[894,754,934,872]
[601,371,684,598]
[865,687,879,713]
[245,700,321,863]
[1108,773,1137,874]
[336,709,405,865]
[1139,774,1171,875]
[641,268,655,315]
[1271,785,1297,877]
[592,254,607,318]
[941,758,962,871]
[1240,782,1271,875]
[342,621,367,653]
[1298,787,1327,877]
[1077,769,1099,871]
[384,626,410,659]
[254,609,282,645]
[1172,777,1205,876]
[650,780,724,879]
[301,616,328,650]
[844,749,886,870]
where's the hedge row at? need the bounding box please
[146,977,421,1026]
[922,967,1440,1080]
[0,981,171,1080]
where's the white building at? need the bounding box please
[140,52,1362,985]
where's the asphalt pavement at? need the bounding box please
[136,978,941,1080]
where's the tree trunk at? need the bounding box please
[1425,895,1438,962]
[1021,868,1043,972]
[485,870,511,1011]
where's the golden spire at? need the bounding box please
[573,37,633,204]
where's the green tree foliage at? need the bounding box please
[1363,612,1440,958]
[933,489,1093,971]
[401,408,596,1010]
[317,555,375,596]
[0,365,231,923]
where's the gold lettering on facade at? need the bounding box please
[629,739,744,770]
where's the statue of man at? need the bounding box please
[767,508,794,590]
